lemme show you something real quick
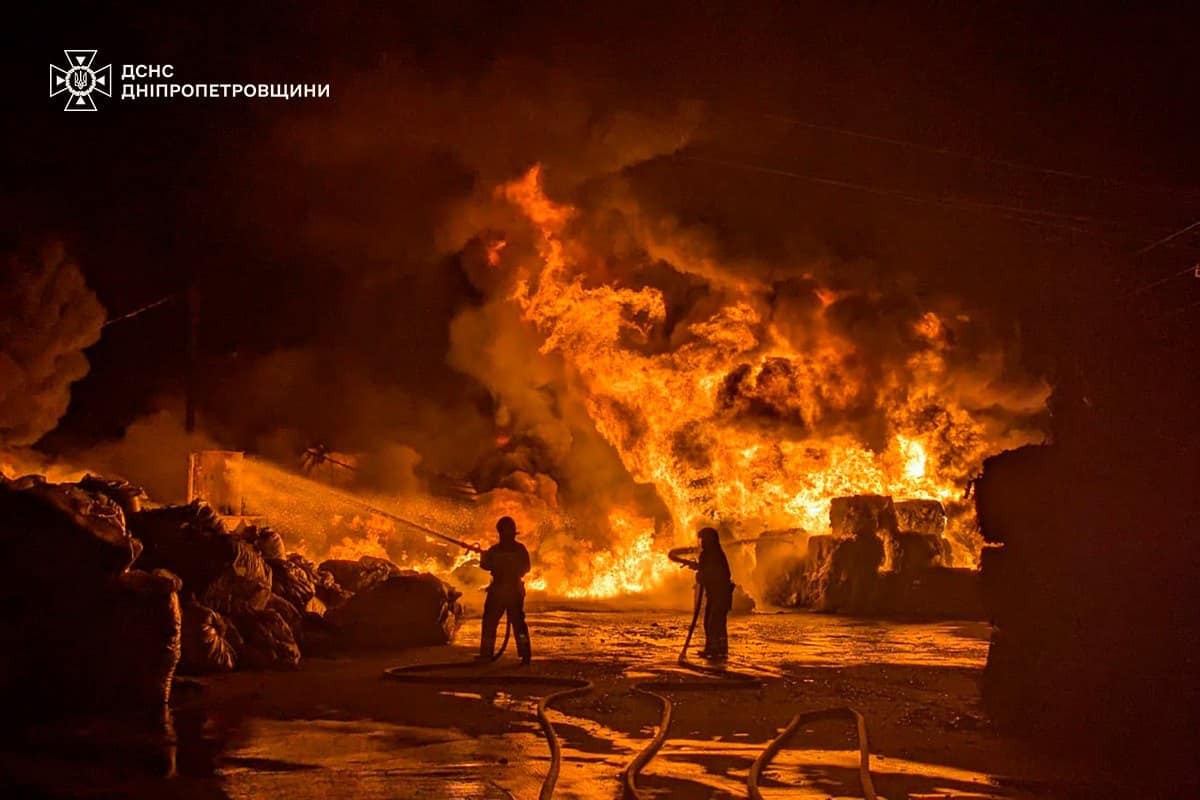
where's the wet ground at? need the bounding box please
[2,610,1096,799]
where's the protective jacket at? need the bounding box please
[480,539,530,588]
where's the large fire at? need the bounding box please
[53,164,1046,603]
[482,165,1046,590]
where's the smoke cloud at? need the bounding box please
[0,244,105,447]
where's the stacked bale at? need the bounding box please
[0,475,181,724]
[771,494,981,618]
[799,495,892,613]
[0,476,466,686]
[892,499,950,572]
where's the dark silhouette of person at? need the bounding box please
[478,516,532,663]
[679,527,734,659]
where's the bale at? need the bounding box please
[238,525,286,561]
[78,474,148,518]
[268,555,317,610]
[318,555,402,595]
[200,540,272,617]
[90,569,184,713]
[266,594,303,639]
[0,478,182,723]
[179,601,240,674]
[894,499,947,536]
[890,531,950,573]
[0,475,142,587]
[829,494,898,539]
[800,532,884,614]
[128,502,237,594]
[314,567,353,609]
[233,608,301,670]
[328,573,462,649]
[8,568,182,722]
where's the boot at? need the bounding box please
[479,628,497,661]
[516,633,532,665]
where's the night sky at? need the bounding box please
[4,2,1198,456]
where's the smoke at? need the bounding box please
[71,408,217,503]
[443,164,1049,557]
[0,244,105,447]
[8,48,1046,592]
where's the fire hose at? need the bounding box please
[383,647,592,800]
[379,531,876,798]
[618,548,878,800]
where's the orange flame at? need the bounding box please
[488,165,1045,585]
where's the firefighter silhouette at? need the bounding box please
[478,516,532,663]
[677,527,734,658]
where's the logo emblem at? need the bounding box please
[49,50,112,111]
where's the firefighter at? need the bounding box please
[679,526,734,659]
[478,516,532,664]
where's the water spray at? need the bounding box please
[279,450,485,554]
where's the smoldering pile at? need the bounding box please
[0,471,463,725]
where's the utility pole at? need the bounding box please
[185,282,200,433]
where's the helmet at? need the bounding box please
[698,527,720,547]
[496,516,518,539]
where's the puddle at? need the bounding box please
[3,610,1079,800]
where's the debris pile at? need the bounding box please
[0,474,180,724]
[0,471,465,725]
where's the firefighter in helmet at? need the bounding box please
[677,526,734,658]
[478,516,532,663]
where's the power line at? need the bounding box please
[1133,218,1200,256]
[677,153,1144,234]
[1123,220,1200,294]
[758,112,1200,197]
[1130,264,1197,294]
[101,293,179,328]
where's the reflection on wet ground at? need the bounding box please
[2,610,1092,799]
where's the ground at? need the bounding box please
[2,609,1097,799]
